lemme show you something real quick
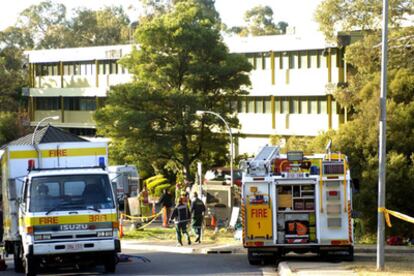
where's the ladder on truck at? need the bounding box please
[246,145,280,176]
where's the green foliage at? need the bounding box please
[96,0,252,181]
[228,5,287,36]
[315,1,414,236]
[315,0,413,41]
[146,177,167,191]
[144,174,165,186]
[154,183,172,197]
[2,0,131,50]
[0,112,25,146]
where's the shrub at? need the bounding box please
[154,184,172,197]
[147,177,168,192]
[144,174,164,186]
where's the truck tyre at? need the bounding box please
[344,246,354,261]
[104,252,117,273]
[24,254,37,276]
[247,250,262,265]
[13,243,24,273]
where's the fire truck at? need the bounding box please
[1,126,120,276]
[240,145,354,264]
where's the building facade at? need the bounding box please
[25,32,349,155]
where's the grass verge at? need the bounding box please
[123,225,239,245]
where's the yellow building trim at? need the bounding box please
[95,59,99,87]
[327,94,332,129]
[327,49,332,83]
[23,213,117,227]
[285,69,289,84]
[60,61,64,88]
[271,51,275,85]
[271,96,275,129]
[9,147,107,159]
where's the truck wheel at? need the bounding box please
[344,246,354,261]
[24,254,37,276]
[104,252,117,273]
[13,243,24,273]
[247,251,262,265]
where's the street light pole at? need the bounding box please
[377,0,389,270]
[31,116,60,145]
[196,110,234,188]
[31,116,60,168]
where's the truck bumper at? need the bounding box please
[33,238,119,255]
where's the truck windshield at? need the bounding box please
[29,174,115,212]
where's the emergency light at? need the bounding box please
[99,157,106,169]
[28,159,35,171]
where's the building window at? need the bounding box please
[36,97,60,110]
[275,99,281,113]
[310,98,318,114]
[288,53,295,69]
[290,98,300,114]
[300,99,309,114]
[264,98,271,113]
[281,98,289,113]
[319,99,327,114]
[64,97,96,111]
[279,52,283,69]
[247,98,255,113]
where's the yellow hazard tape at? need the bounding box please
[121,211,162,221]
[378,207,414,227]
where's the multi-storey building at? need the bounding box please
[24,32,352,155]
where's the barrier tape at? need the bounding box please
[121,211,162,221]
[137,211,162,230]
[378,207,414,227]
[120,211,163,231]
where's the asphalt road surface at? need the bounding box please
[1,248,278,276]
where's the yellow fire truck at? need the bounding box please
[240,146,354,264]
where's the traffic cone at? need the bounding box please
[211,215,217,228]
[119,216,124,239]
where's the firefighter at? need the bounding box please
[170,197,191,246]
[158,189,173,227]
[190,192,205,243]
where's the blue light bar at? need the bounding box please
[99,157,106,168]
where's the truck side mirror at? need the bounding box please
[351,178,360,193]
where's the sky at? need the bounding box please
[0,0,323,33]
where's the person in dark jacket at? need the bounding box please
[170,197,191,246]
[158,189,173,227]
[190,192,205,243]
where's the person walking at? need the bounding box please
[170,197,191,246]
[158,189,173,227]
[190,192,205,243]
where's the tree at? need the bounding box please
[95,0,252,181]
[229,5,287,36]
[67,6,131,47]
[315,0,414,235]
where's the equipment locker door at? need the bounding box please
[244,182,273,240]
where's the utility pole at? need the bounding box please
[377,0,389,270]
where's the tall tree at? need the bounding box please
[315,0,414,235]
[68,6,131,47]
[229,5,287,36]
[95,0,252,180]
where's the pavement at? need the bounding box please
[121,238,414,275]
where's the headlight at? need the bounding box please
[34,234,51,240]
[97,231,113,237]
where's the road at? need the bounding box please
[1,248,277,276]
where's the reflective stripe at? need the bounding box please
[23,213,117,226]
[10,147,107,159]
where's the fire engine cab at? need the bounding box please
[240,145,354,264]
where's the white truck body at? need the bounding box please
[241,146,354,264]
[1,136,120,275]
